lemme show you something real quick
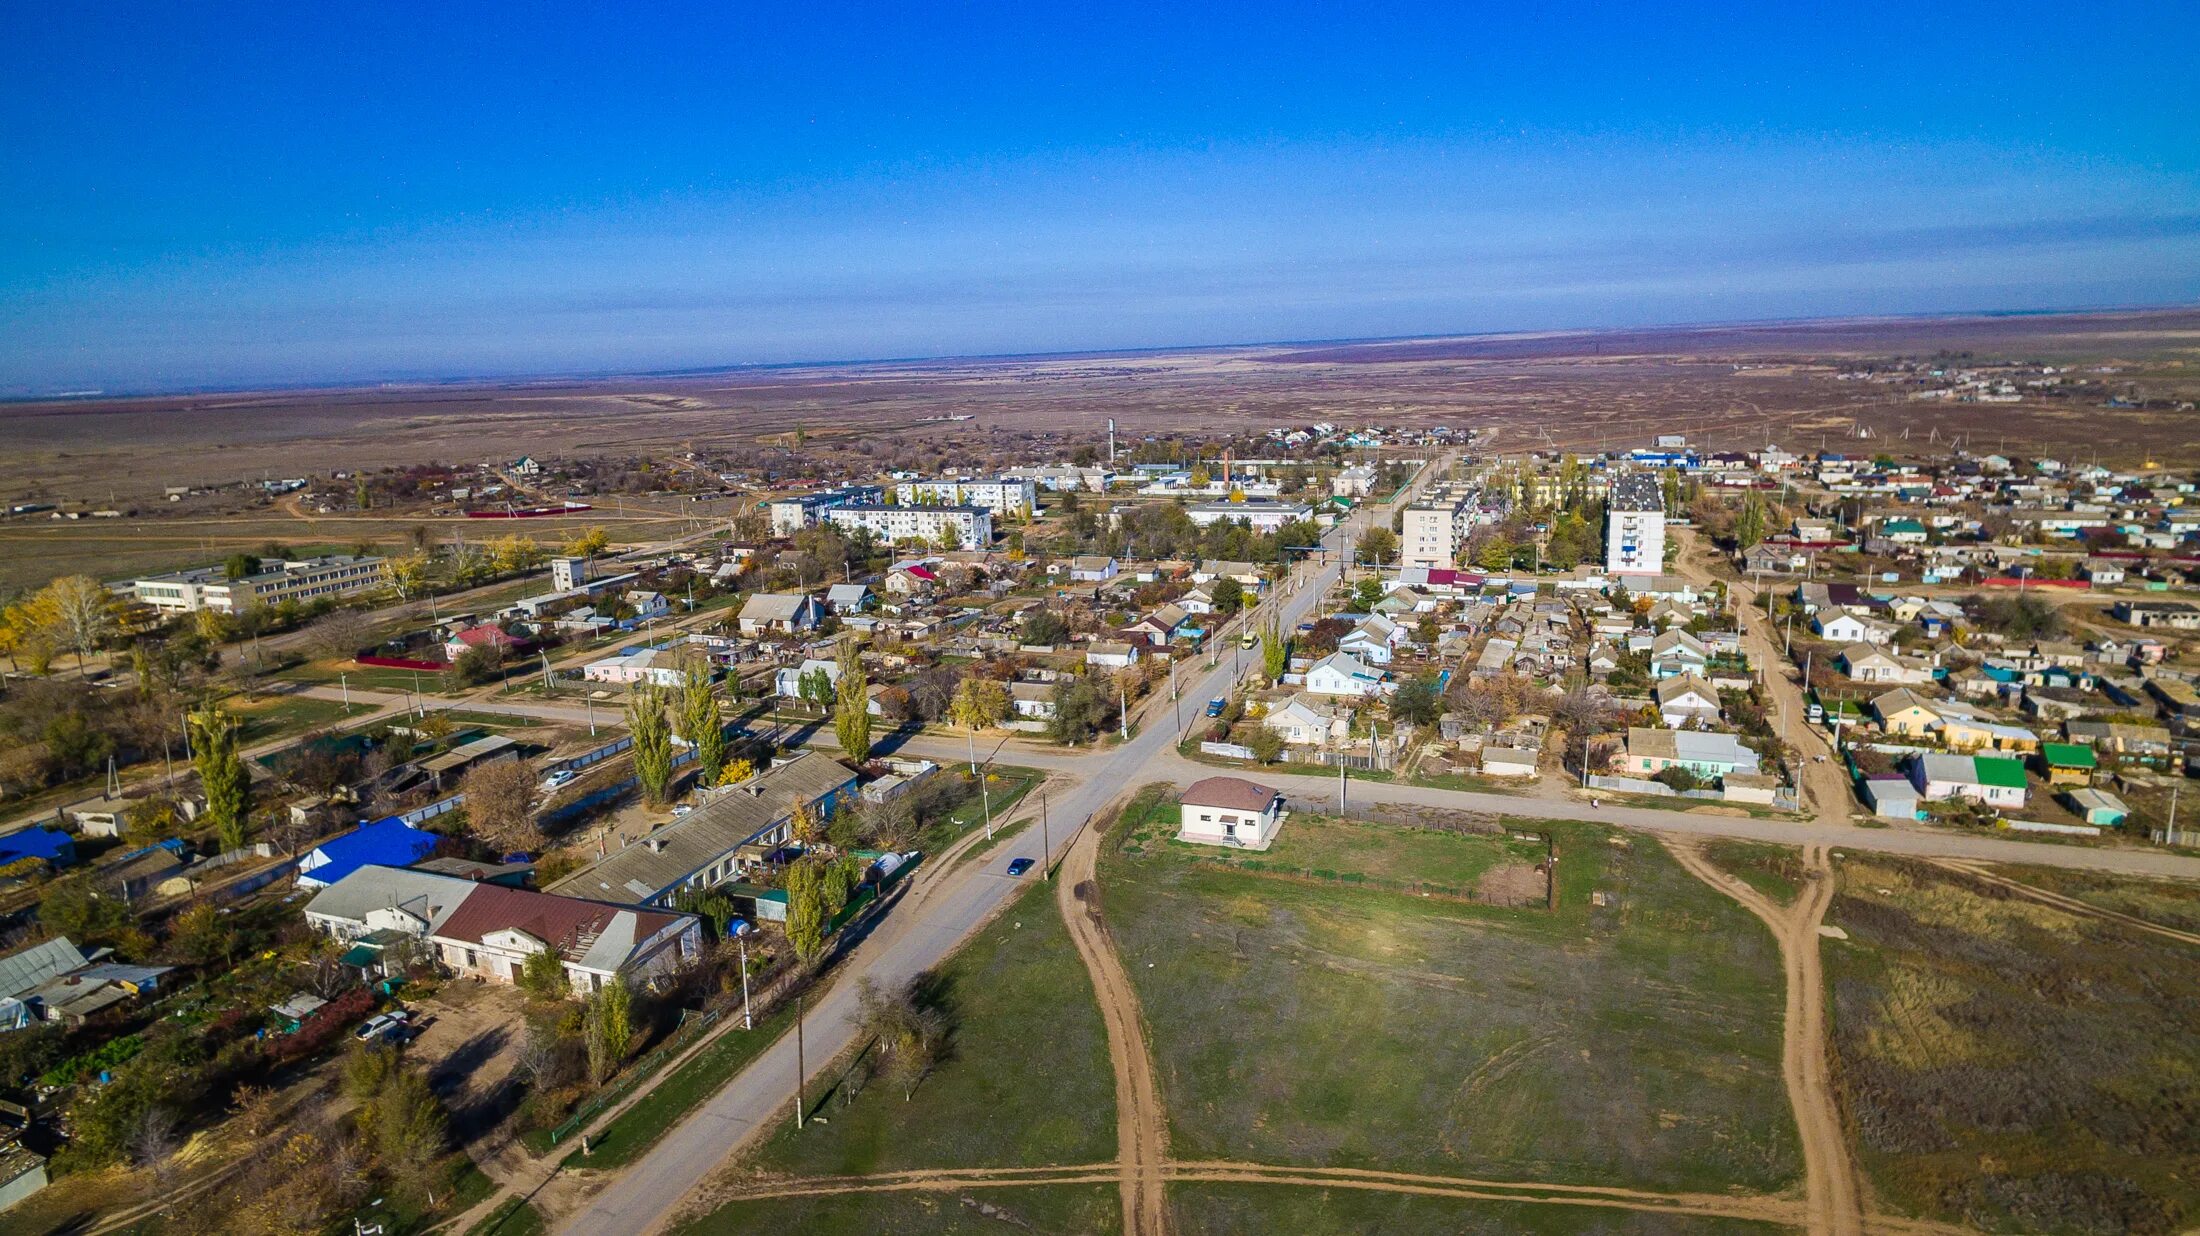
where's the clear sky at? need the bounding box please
[2,3,2196,394]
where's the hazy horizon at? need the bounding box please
[6,4,2197,395]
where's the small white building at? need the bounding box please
[1085,641,1140,670]
[1305,651,1385,697]
[1178,776,1285,849]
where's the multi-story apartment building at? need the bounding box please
[824,504,993,547]
[892,477,1037,517]
[1605,473,1667,576]
[765,485,886,536]
[1399,484,1488,568]
[131,554,386,614]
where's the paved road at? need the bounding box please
[556,461,1422,1234]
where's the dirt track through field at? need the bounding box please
[1925,858,2200,948]
[1665,838,1863,1236]
[1056,809,1172,1236]
[704,1159,1968,1234]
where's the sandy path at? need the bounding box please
[1055,808,1172,1236]
[1925,858,2200,948]
[1664,838,1863,1236]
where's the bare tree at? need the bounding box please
[461,759,538,854]
[303,608,373,660]
[131,1105,183,1195]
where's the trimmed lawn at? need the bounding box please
[465,1195,546,1236]
[739,878,1114,1178]
[1172,1184,1793,1235]
[669,1184,1119,1235]
[1100,791,1798,1196]
[918,767,1042,854]
[1825,856,2200,1234]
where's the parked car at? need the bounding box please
[538,769,576,793]
[1204,697,1228,717]
[353,1010,412,1042]
[1005,857,1035,877]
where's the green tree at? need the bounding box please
[627,682,675,805]
[834,640,872,762]
[1355,526,1398,566]
[1260,616,1289,683]
[1389,673,1445,727]
[1353,575,1384,610]
[583,978,635,1083]
[374,1065,450,1200]
[222,553,262,581]
[678,664,727,787]
[784,854,860,962]
[797,666,834,710]
[1244,727,1284,764]
[517,948,569,1001]
[1735,491,1768,550]
[1210,576,1244,615]
[189,707,250,853]
[39,872,134,946]
[1475,536,1516,572]
[949,677,1009,730]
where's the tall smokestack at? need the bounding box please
[1107,418,1116,465]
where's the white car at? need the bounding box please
[538,769,576,793]
[353,1010,412,1043]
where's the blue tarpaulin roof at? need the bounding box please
[0,827,74,868]
[298,818,440,888]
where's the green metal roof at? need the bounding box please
[1973,756,2029,789]
[2040,742,2097,769]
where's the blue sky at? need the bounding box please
[2,3,2196,394]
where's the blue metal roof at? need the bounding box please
[300,818,440,887]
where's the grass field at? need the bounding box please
[557,998,805,1169]
[1825,857,2200,1234]
[1099,789,1799,1196]
[227,693,379,743]
[1170,1184,1793,1235]
[1701,839,1807,906]
[669,1185,1120,1235]
[725,879,1114,1181]
[1179,811,1549,896]
[1983,862,2200,935]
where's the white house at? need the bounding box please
[1065,556,1118,582]
[825,583,872,613]
[1177,776,1284,848]
[1648,628,1708,679]
[1177,585,1217,615]
[1654,674,1722,728]
[428,883,702,996]
[1305,651,1385,697]
[1337,615,1405,665]
[1262,695,1341,747]
[774,657,842,699]
[738,593,823,636]
[1837,643,1931,685]
[1908,753,2027,809]
[582,645,689,687]
[1814,608,1893,645]
[1009,681,1058,721]
[623,589,671,620]
[1085,641,1140,670]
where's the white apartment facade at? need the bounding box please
[1605,473,1666,577]
[1399,485,1483,568]
[131,554,386,614]
[1185,500,1313,532]
[824,504,993,547]
[893,477,1037,517]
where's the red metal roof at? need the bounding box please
[433,884,682,962]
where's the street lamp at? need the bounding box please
[738,933,753,1029]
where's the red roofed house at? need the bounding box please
[884,563,939,597]
[444,623,524,661]
[1178,776,1285,849]
[428,883,701,996]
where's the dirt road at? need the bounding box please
[1665,838,1862,1236]
[1055,807,1171,1236]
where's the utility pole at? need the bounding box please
[1040,792,1051,880]
[738,934,752,1030]
[794,992,806,1129]
[1119,682,1129,740]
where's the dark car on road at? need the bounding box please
[1005,857,1035,877]
[1204,697,1227,717]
